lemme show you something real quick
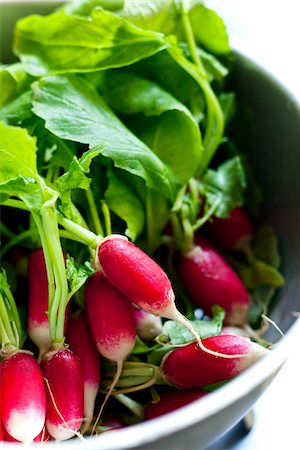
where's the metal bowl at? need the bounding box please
[1,2,300,449]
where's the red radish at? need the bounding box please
[97,236,248,359]
[97,237,175,317]
[85,272,136,430]
[27,248,51,359]
[97,236,201,343]
[66,311,101,434]
[101,411,126,431]
[133,307,163,340]
[144,389,208,420]
[7,245,30,278]
[27,248,70,360]
[3,427,51,443]
[41,347,84,441]
[161,335,268,389]
[205,207,254,253]
[0,351,46,443]
[177,235,250,325]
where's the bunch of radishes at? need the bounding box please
[0,220,271,443]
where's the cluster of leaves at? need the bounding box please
[0,0,284,354]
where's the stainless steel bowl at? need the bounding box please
[1,2,300,449]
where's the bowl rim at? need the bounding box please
[1,3,300,447]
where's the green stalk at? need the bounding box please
[2,199,30,211]
[0,229,37,258]
[0,222,15,240]
[41,206,68,345]
[57,216,100,248]
[180,6,206,76]
[0,292,18,347]
[85,188,104,236]
[192,195,222,231]
[101,200,112,236]
[2,286,22,344]
[31,212,56,332]
[0,315,11,346]
[115,394,144,418]
[168,48,224,177]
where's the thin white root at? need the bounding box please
[261,314,285,338]
[91,360,123,436]
[44,377,85,441]
[167,307,253,359]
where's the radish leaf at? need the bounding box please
[0,122,38,182]
[101,70,202,183]
[104,168,145,241]
[32,74,176,200]
[14,9,168,76]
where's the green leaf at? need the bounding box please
[118,0,177,35]
[0,121,38,183]
[200,156,246,218]
[131,50,204,113]
[62,0,124,16]
[147,345,173,365]
[157,305,225,345]
[100,70,202,183]
[14,9,169,76]
[252,225,281,269]
[57,148,102,223]
[0,63,33,108]
[104,168,145,241]
[32,74,176,200]
[237,260,285,290]
[66,256,93,297]
[0,90,33,126]
[219,92,236,125]
[26,117,76,172]
[0,269,10,290]
[131,336,152,355]
[188,3,230,54]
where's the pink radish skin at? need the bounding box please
[27,248,51,359]
[85,272,136,429]
[144,389,208,420]
[133,307,163,341]
[206,207,254,252]
[85,272,136,365]
[97,236,245,359]
[27,248,70,360]
[177,235,250,325]
[161,335,268,389]
[66,312,101,433]
[41,347,84,441]
[0,351,46,443]
[97,237,176,318]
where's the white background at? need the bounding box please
[206,1,300,448]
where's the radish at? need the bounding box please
[133,307,163,341]
[144,389,208,420]
[27,248,51,359]
[3,426,51,443]
[205,207,254,253]
[41,347,84,441]
[66,311,101,434]
[101,411,126,431]
[177,235,250,326]
[161,335,268,388]
[97,236,201,342]
[0,351,46,443]
[27,248,70,361]
[84,271,136,431]
[97,236,250,359]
